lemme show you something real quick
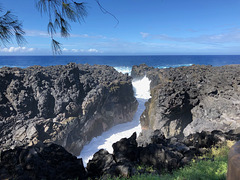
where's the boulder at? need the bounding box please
[0,143,86,180]
[106,162,135,178]
[87,149,116,178]
[112,132,138,162]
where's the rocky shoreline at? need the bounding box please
[0,63,240,179]
[0,63,138,156]
[1,130,239,179]
[132,64,240,139]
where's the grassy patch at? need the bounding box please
[109,85,120,93]
[109,140,235,180]
[158,141,234,180]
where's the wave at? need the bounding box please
[0,63,192,72]
[0,65,28,69]
[78,76,151,166]
[113,66,132,74]
[156,63,193,69]
[114,63,193,74]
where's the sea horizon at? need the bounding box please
[0,55,239,72]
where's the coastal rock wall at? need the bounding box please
[131,64,240,139]
[0,63,138,156]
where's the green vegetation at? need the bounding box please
[109,84,120,93]
[108,141,234,180]
[0,1,87,54]
[0,9,25,46]
[136,164,155,173]
[1,1,117,54]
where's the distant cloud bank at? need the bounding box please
[139,28,240,44]
[0,47,35,53]
[63,48,100,53]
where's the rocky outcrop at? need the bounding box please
[0,63,138,156]
[131,64,240,139]
[0,143,86,180]
[1,130,239,179]
[86,130,240,179]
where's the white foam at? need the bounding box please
[157,63,193,69]
[78,76,151,166]
[132,76,151,99]
[114,66,132,74]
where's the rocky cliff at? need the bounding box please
[0,63,138,156]
[132,64,240,139]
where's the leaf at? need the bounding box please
[34,0,88,54]
[51,38,62,54]
[48,21,56,36]
[0,8,25,46]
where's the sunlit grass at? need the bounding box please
[107,140,235,180]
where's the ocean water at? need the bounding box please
[0,55,240,71]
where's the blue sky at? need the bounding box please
[1,0,240,55]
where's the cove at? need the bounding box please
[78,76,151,166]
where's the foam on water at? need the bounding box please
[113,66,132,74]
[78,76,151,166]
[156,63,193,69]
[132,76,151,99]
[0,65,28,69]
[113,64,193,76]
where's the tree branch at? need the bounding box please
[95,0,119,28]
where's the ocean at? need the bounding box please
[0,55,240,74]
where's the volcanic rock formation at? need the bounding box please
[0,63,138,156]
[0,143,86,180]
[131,64,240,139]
[86,130,240,179]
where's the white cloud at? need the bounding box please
[140,32,150,38]
[25,30,49,37]
[26,29,107,39]
[62,48,100,53]
[0,47,35,53]
[88,48,99,53]
[142,28,240,44]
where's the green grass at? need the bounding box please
[109,140,234,180]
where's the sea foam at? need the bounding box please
[113,66,132,75]
[78,76,151,166]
